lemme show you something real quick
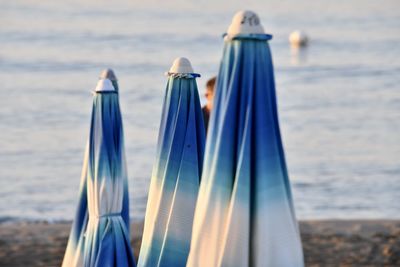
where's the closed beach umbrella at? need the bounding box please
[187,11,304,267]
[138,57,205,267]
[62,75,135,267]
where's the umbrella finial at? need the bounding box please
[166,57,201,78]
[99,68,119,91]
[168,57,194,74]
[289,30,309,47]
[227,10,265,36]
[100,68,117,81]
[94,78,115,92]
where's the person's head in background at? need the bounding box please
[204,76,216,112]
[202,76,216,133]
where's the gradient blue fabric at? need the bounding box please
[138,75,205,267]
[62,81,135,267]
[187,35,304,267]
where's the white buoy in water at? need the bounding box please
[289,30,309,47]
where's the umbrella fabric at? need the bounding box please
[62,79,135,267]
[186,34,304,267]
[138,74,205,267]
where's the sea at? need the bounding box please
[0,0,399,223]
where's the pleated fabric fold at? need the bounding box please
[138,77,205,267]
[62,90,135,267]
[187,36,304,267]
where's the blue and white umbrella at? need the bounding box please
[187,11,304,267]
[62,74,135,267]
[138,57,205,267]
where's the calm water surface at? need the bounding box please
[0,0,399,222]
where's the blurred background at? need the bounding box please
[0,0,399,222]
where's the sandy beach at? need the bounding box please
[0,220,399,266]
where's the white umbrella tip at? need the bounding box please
[227,10,265,36]
[168,57,194,74]
[289,30,309,47]
[95,78,115,92]
[100,68,117,81]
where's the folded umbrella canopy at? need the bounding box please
[187,11,304,267]
[138,57,205,267]
[62,75,135,267]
